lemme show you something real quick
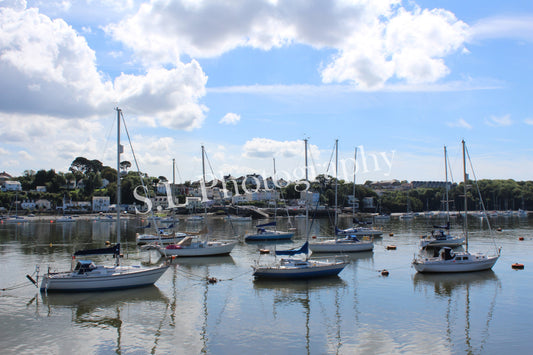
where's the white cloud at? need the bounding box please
[219,113,241,125]
[107,0,468,88]
[0,5,209,130]
[485,114,512,127]
[447,118,472,129]
[469,15,533,43]
[242,138,320,160]
[524,118,533,125]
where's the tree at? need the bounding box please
[120,160,132,173]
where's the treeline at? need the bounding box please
[2,157,532,213]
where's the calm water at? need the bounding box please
[0,215,531,354]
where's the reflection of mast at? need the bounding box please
[201,265,209,354]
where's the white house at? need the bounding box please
[21,199,36,210]
[92,196,110,212]
[35,199,52,210]
[3,180,22,191]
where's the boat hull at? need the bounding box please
[157,242,237,257]
[413,255,499,273]
[310,240,374,253]
[252,260,347,279]
[40,265,169,292]
[245,231,294,241]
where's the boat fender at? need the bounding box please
[389,233,394,236]
[497,227,502,232]
[26,275,37,286]
[259,249,270,254]
[312,235,317,239]
[519,237,525,241]
[386,245,397,250]
[512,263,524,270]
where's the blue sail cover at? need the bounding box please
[257,221,276,228]
[275,241,309,256]
[433,222,450,229]
[74,243,120,256]
[159,223,174,232]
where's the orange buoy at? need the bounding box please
[512,263,524,270]
[259,249,270,254]
[381,269,389,276]
[519,237,525,241]
[312,235,317,239]
[389,232,394,236]
[386,245,397,250]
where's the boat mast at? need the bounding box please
[352,147,357,222]
[304,138,309,240]
[444,146,449,224]
[116,107,122,264]
[462,140,468,252]
[334,139,338,228]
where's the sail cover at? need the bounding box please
[275,241,309,256]
[257,222,276,228]
[74,243,120,256]
[433,222,450,229]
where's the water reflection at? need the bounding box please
[253,277,347,355]
[412,271,501,354]
[39,286,169,354]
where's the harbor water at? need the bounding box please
[0,215,531,354]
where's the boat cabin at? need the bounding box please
[74,260,97,274]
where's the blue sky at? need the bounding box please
[0,0,532,185]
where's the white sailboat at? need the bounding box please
[412,140,500,273]
[36,108,169,292]
[419,146,465,248]
[245,158,294,242]
[156,145,237,257]
[252,139,348,279]
[310,142,374,253]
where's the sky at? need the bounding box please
[0,0,532,185]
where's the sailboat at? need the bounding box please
[252,139,348,279]
[245,158,294,242]
[419,146,465,248]
[36,108,170,292]
[156,145,237,257]
[412,140,501,273]
[309,142,374,253]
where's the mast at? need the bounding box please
[304,138,308,181]
[444,146,449,224]
[352,147,357,222]
[334,139,338,228]
[304,139,309,241]
[462,140,468,251]
[116,107,122,264]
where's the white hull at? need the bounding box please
[40,264,169,292]
[413,252,499,273]
[157,241,237,257]
[252,258,347,278]
[336,228,383,237]
[310,239,374,253]
[136,232,187,245]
